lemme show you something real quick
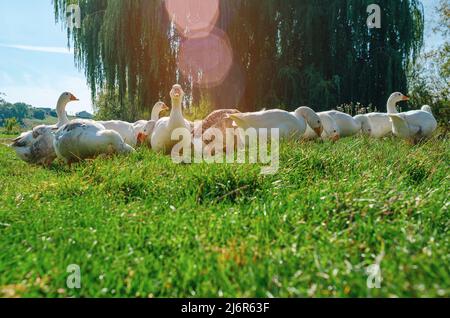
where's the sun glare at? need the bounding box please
[164,0,220,38]
[178,28,233,88]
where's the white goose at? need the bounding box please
[98,119,137,147]
[53,120,134,164]
[151,84,191,153]
[354,113,394,138]
[133,101,169,146]
[11,92,78,165]
[388,97,438,143]
[304,112,340,141]
[133,101,169,129]
[229,106,323,139]
[320,110,361,138]
[10,125,57,166]
[353,92,409,138]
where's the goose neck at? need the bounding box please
[387,98,398,114]
[151,107,161,121]
[169,99,183,124]
[56,98,69,127]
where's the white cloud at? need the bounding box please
[0,43,73,55]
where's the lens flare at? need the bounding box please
[165,0,219,37]
[178,28,233,88]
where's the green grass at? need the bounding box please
[23,116,58,128]
[0,134,448,298]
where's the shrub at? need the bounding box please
[4,118,20,134]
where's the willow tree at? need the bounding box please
[53,0,176,120]
[271,0,424,110]
[54,0,424,117]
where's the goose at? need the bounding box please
[10,92,78,165]
[191,109,241,152]
[133,101,169,130]
[320,110,361,138]
[354,113,393,138]
[151,84,192,153]
[229,106,323,139]
[133,101,169,146]
[353,114,372,136]
[53,120,134,164]
[352,92,410,138]
[386,92,409,114]
[388,101,438,144]
[319,112,341,141]
[10,125,57,166]
[194,109,240,137]
[98,119,137,147]
[303,112,340,141]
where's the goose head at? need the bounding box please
[387,92,409,114]
[56,92,79,127]
[170,84,185,107]
[59,92,79,103]
[295,106,323,136]
[320,114,340,141]
[227,113,251,130]
[151,101,170,121]
[137,102,170,145]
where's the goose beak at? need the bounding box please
[70,94,79,101]
[402,96,410,101]
[314,127,323,137]
[137,132,148,145]
[172,87,183,98]
[331,134,340,142]
[228,114,243,126]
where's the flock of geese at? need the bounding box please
[11,84,438,166]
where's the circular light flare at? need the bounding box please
[178,28,233,88]
[165,0,220,38]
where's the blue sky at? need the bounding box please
[0,0,91,114]
[0,0,446,114]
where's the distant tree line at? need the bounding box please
[54,0,424,120]
[0,94,57,127]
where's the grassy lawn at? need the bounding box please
[0,134,448,298]
[0,133,17,144]
[23,116,58,128]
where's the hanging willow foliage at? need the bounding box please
[53,0,424,118]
